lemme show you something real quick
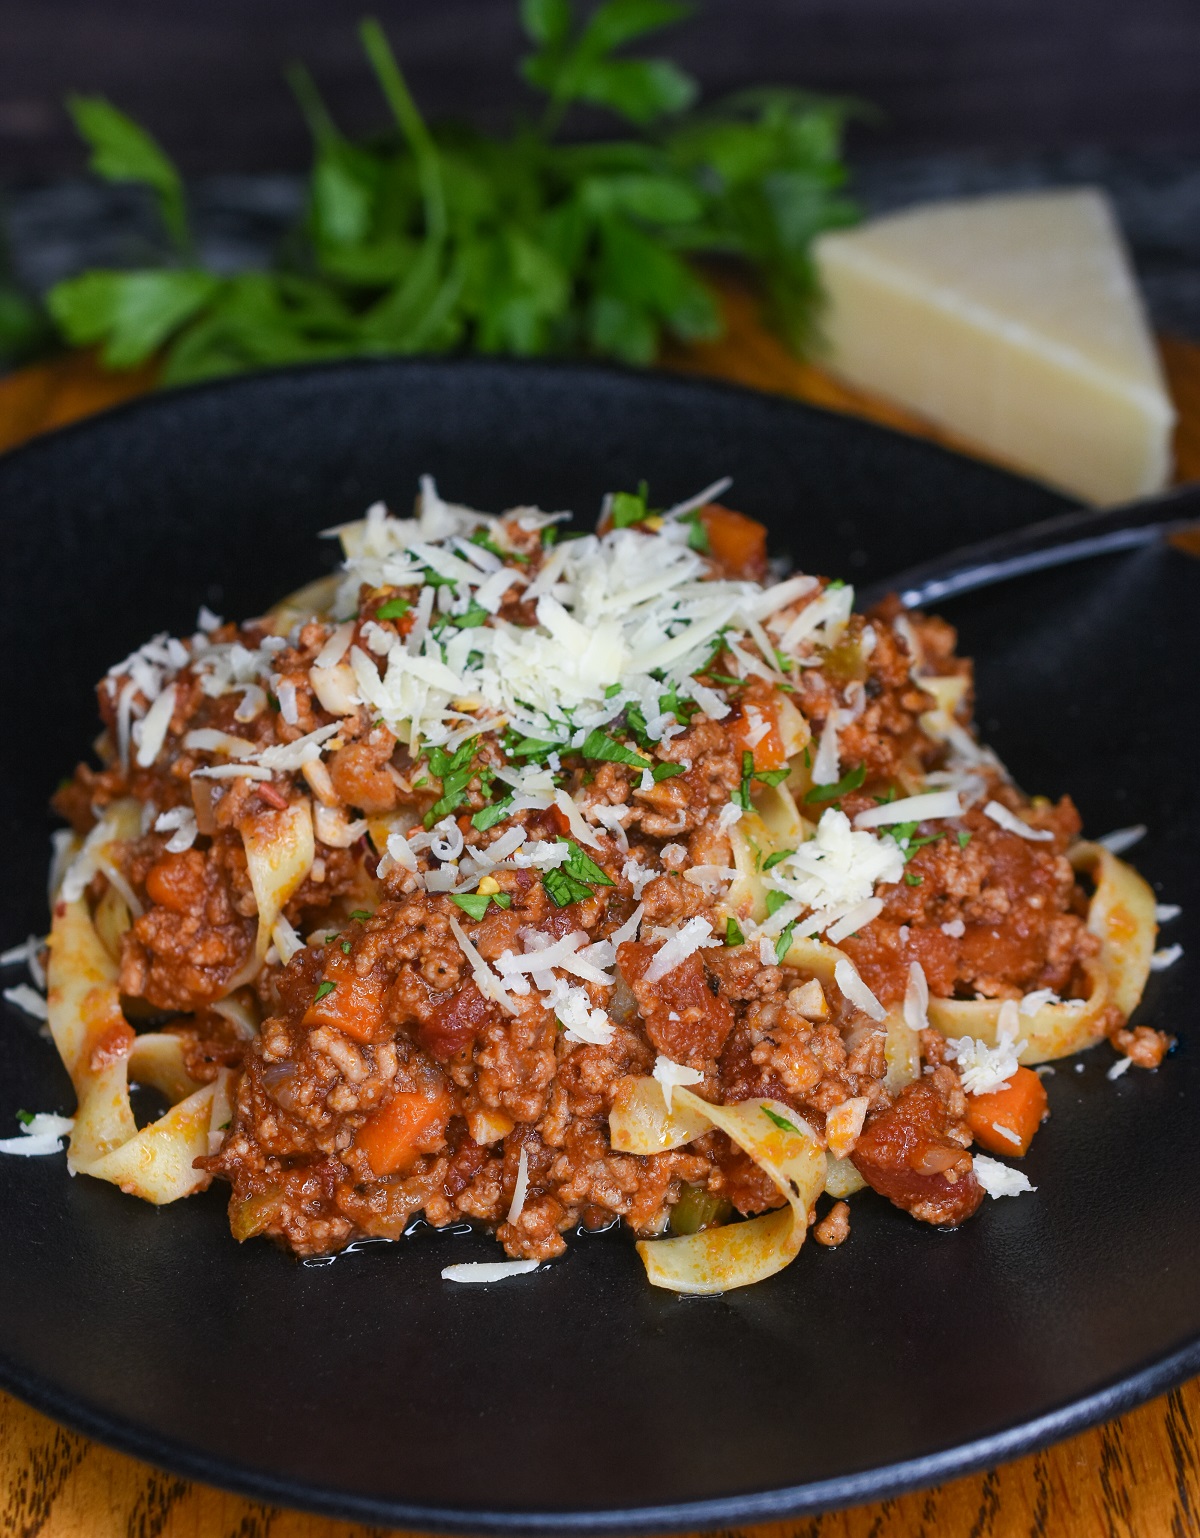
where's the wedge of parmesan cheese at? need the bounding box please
[813,189,1175,504]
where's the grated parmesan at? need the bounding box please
[833,958,886,1021]
[973,1155,1036,1199]
[506,1144,530,1226]
[442,1260,539,1283]
[983,800,1054,842]
[644,917,718,983]
[652,1055,705,1112]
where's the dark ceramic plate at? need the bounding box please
[0,360,1196,1534]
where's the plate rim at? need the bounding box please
[0,351,1079,517]
[11,354,1187,1534]
[1,1333,1198,1534]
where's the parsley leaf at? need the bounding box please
[725,916,745,946]
[562,841,615,888]
[15,1109,33,1128]
[762,848,794,871]
[684,510,710,553]
[45,16,860,383]
[349,909,373,922]
[341,939,352,954]
[544,867,597,907]
[376,596,411,620]
[652,761,686,782]
[579,728,648,770]
[609,482,654,527]
[424,737,480,825]
[451,892,493,920]
[803,762,866,805]
[504,730,559,764]
[543,839,615,906]
[761,1105,802,1135]
[754,766,791,787]
[765,889,791,917]
[314,980,336,1002]
[469,526,529,564]
[774,923,797,962]
[957,830,972,849]
[905,872,923,886]
[471,798,514,831]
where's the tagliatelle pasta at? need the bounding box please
[46,893,232,1202]
[2,477,1174,1292]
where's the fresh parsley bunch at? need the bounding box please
[47,1,861,385]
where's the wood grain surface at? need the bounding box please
[2,306,1199,1538]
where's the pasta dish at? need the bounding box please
[2,479,1173,1292]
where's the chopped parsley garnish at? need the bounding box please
[765,889,791,918]
[471,798,514,831]
[544,868,596,907]
[957,830,972,849]
[734,751,792,810]
[503,730,559,765]
[622,703,653,750]
[803,762,866,805]
[349,910,373,922]
[314,980,336,1002]
[579,729,647,770]
[341,940,352,954]
[761,1106,802,1135]
[433,600,488,635]
[543,840,615,907]
[267,692,280,712]
[886,822,946,862]
[684,511,710,554]
[774,923,798,961]
[451,891,510,920]
[562,842,614,888]
[376,596,411,621]
[704,672,747,687]
[725,916,745,946]
[423,736,480,825]
[15,1109,33,1127]
[657,682,698,721]
[541,525,558,548]
[609,482,654,528]
[652,761,686,783]
[604,683,623,699]
[762,848,794,871]
[905,872,923,886]
[469,527,528,564]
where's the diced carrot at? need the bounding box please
[728,697,786,772]
[302,954,388,1043]
[355,1088,452,1177]
[965,1065,1048,1157]
[698,504,768,581]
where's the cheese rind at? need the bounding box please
[813,190,1175,504]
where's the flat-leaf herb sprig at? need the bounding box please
[48,1,861,385]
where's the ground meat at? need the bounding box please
[120,847,254,1011]
[1109,1023,1173,1068]
[814,1200,851,1247]
[56,503,1145,1276]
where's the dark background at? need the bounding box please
[3,0,1200,180]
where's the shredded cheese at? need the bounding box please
[973,1155,1036,1199]
[652,1055,705,1112]
[983,800,1054,842]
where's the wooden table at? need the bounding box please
[3,299,1199,1538]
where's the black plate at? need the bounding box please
[0,359,1196,1534]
